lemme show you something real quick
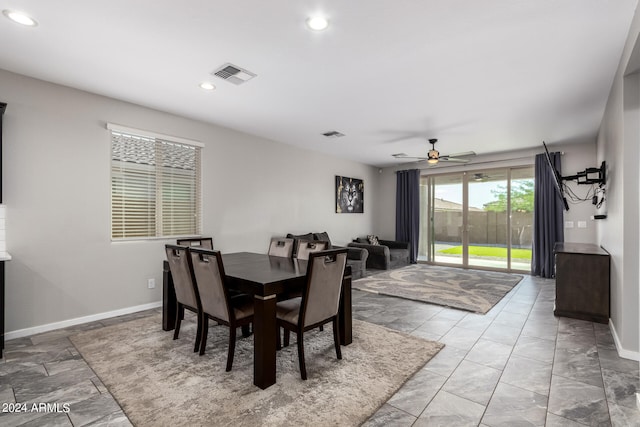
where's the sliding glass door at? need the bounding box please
[468,170,509,269]
[510,168,535,271]
[418,166,534,272]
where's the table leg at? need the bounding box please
[253,294,277,389]
[162,261,177,331]
[339,275,352,345]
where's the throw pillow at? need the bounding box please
[367,235,380,245]
[287,233,314,241]
[313,231,332,247]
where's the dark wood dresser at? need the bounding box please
[554,242,610,324]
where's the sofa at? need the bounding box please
[285,232,369,280]
[348,237,410,270]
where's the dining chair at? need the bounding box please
[165,244,203,353]
[294,240,329,261]
[268,237,295,258]
[275,248,348,380]
[188,247,255,371]
[176,237,213,250]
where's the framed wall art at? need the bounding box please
[335,175,364,213]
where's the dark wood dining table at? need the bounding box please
[162,252,353,389]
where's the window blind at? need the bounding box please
[110,129,202,239]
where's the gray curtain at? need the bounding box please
[532,152,564,277]
[396,169,420,263]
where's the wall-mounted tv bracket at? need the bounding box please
[561,161,606,186]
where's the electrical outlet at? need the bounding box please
[637,392,640,410]
[147,278,156,289]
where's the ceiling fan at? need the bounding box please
[392,138,476,165]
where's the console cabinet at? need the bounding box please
[554,242,610,324]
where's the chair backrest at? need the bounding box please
[301,249,348,327]
[188,248,232,322]
[176,237,214,250]
[165,245,200,310]
[268,237,294,258]
[295,240,329,261]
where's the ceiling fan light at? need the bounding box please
[427,158,439,164]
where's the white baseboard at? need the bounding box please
[5,301,162,341]
[609,319,640,361]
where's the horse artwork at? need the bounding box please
[335,175,364,213]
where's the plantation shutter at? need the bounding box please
[110,126,202,239]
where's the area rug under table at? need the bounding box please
[71,313,442,427]
[354,264,523,314]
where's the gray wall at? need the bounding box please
[596,5,640,359]
[0,69,378,335]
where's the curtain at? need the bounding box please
[532,152,564,277]
[396,169,420,263]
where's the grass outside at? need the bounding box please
[438,245,532,260]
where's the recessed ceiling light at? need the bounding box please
[3,10,38,27]
[306,16,329,31]
[199,82,216,91]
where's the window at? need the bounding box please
[109,124,202,240]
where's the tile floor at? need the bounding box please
[1,274,639,426]
[359,275,640,427]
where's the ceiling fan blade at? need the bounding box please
[440,151,476,159]
[392,154,428,160]
[439,157,470,163]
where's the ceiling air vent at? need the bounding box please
[322,130,345,138]
[212,63,257,85]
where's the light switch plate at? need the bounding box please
[565,221,574,228]
[578,221,587,228]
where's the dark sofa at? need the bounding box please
[348,237,410,270]
[286,232,369,279]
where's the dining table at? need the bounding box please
[162,251,353,389]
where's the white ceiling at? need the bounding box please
[0,1,637,167]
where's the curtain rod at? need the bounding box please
[416,155,533,171]
[394,150,564,173]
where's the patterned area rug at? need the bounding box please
[71,313,442,427]
[354,264,523,314]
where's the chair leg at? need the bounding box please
[199,317,209,356]
[297,331,307,380]
[284,329,290,347]
[276,326,282,350]
[332,317,342,360]
[194,312,203,353]
[241,324,251,337]
[173,304,184,340]
[226,325,237,372]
